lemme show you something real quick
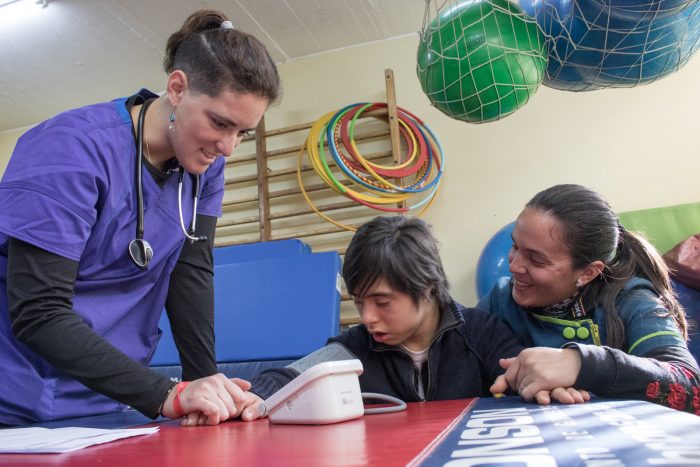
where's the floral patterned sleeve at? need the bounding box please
[640,348,700,413]
[567,343,700,415]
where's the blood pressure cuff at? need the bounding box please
[249,343,359,400]
[285,342,358,374]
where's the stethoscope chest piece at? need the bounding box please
[129,238,153,269]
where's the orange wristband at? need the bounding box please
[172,382,190,418]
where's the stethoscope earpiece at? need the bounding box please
[129,238,153,269]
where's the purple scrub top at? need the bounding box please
[0,89,225,423]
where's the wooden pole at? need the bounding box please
[254,116,271,241]
[384,69,406,212]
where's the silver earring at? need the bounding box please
[576,279,583,288]
[168,111,176,131]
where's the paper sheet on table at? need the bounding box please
[0,426,159,453]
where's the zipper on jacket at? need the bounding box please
[374,347,425,401]
[422,319,461,400]
[372,305,463,401]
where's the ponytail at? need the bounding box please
[600,229,688,348]
[164,10,226,73]
[163,9,280,103]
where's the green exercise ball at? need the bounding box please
[417,0,547,123]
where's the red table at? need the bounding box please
[0,399,474,466]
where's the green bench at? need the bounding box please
[618,201,700,255]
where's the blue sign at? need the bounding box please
[411,397,700,466]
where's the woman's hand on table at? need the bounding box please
[490,347,589,405]
[161,374,251,426]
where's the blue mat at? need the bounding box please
[151,359,296,382]
[151,250,341,366]
[673,279,700,365]
[214,239,310,265]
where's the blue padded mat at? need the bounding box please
[214,239,310,265]
[151,251,341,366]
[673,279,700,364]
[151,359,295,381]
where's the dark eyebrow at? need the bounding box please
[208,111,242,129]
[209,112,256,134]
[526,247,550,262]
[511,234,549,259]
[357,291,394,300]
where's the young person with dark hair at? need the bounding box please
[0,10,280,425]
[481,184,700,415]
[216,216,587,425]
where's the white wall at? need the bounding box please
[2,34,699,306]
[0,127,26,174]
[266,34,700,306]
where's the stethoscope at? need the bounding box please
[128,98,207,269]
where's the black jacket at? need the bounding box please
[249,300,524,401]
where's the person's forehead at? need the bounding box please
[189,88,267,128]
[514,208,571,259]
[355,278,398,298]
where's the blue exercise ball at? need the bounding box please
[476,222,514,299]
[520,0,700,90]
[587,0,696,21]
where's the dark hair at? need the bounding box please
[526,184,687,347]
[343,216,451,309]
[164,10,280,103]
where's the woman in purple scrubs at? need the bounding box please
[0,10,279,426]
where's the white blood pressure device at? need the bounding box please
[259,352,407,425]
[262,359,365,425]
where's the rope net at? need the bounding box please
[417,0,548,123]
[524,0,700,91]
[418,0,700,102]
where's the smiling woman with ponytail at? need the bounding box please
[480,184,699,415]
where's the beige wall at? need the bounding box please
[0,127,26,174]
[3,34,699,306]
[268,34,700,306]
